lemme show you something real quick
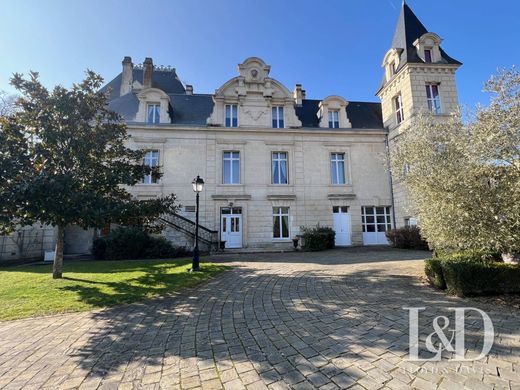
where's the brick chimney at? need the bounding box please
[120,56,133,96]
[143,57,153,88]
[294,84,304,106]
[185,85,193,95]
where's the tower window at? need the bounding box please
[426,84,441,114]
[394,94,404,124]
[424,49,432,63]
[391,61,397,75]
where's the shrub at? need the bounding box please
[386,226,428,250]
[424,250,520,296]
[424,259,446,290]
[92,227,188,260]
[433,248,501,262]
[442,260,520,296]
[301,225,335,251]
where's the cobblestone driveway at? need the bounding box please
[0,248,519,389]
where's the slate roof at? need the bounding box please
[102,68,185,101]
[391,2,461,70]
[296,100,383,129]
[102,62,384,129]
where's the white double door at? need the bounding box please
[221,208,242,248]
[333,207,352,246]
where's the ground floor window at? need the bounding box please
[362,206,392,233]
[404,217,417,227]
[273,207,289,239]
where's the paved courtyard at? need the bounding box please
[0,248,519,390]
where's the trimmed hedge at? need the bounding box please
[300,225,335,251]
[424,259,446,290]
[442,261,520,296]
[386,226,429,250]
[425,251,520,296]
[92,227,189,260]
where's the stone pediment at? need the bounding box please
[207,57,302,128]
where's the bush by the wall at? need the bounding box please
[424,259,446,290]
[92,227,188,260]
[386,226,429,250]
[301,225,335,251]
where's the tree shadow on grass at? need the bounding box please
[50,263,520,388]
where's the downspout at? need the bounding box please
[385,134,397,229]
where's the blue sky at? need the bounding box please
[1,0,519,108]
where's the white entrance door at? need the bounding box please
[221,207,242,249]
[333,206,351,246]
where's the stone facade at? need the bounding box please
[0,2,462,259]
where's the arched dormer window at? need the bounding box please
[136,88,171,124]
[413,32,443,64]
[318,96,352,129]
[382,48,403,83]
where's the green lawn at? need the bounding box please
[0,258,228,321]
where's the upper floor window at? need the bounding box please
[147,103,160,124]
[328,110,340,128]
[426,84,441,114]
[272,152,288,185]
[272,106,284,128]
[273,207,290,239]
[331,153,346,185]
[424,49,432,63]
[394,94,404,124]
[143,150,159,184]
[223,151,240,184]
[391,61,397,75]
[225,104,238,127]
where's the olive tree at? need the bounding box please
[390,68,520,258]
[0,71,177,278]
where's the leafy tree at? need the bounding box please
[390,68,520,258]
[0,71,177,278]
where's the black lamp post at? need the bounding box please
[191,175,204,271]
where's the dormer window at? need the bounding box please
[391,61,397,75]
[424,49,432,63]
[147,103,160,124]
[328,110,340,128]
[225,104,238,127]
[272,106,284,128]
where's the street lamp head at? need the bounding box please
[192,175,204,193]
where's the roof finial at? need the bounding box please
[402,0,406,5]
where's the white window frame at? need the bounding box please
[225,104,238,127]
[426,83,441,114]
[394,94,404,124]
[223,151,240,184]
[331,153,346,185]
[273,207,290,239]
[147,103,160,124]
[328,110,340,128]
[143,150,160,184]
[361,206,392,233]
[272,106,285,128]
[271,152,288,185]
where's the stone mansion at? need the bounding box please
[0,2,462,259]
